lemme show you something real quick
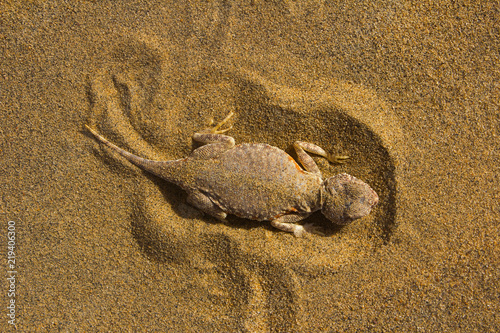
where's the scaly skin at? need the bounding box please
[85,112,378,237]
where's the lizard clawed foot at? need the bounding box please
[206,111,234,134]
[326,153,350,164]
[292,223,325,237]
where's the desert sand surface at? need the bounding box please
[1,1,499,331]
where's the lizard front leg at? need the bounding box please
[270,214,323,237]
[293,141,349,176]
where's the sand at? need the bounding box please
[1,0,499,331]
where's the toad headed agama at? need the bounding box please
[85,112,378,237]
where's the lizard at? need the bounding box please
[85,112,379,237]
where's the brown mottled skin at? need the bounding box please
[85,112,378,237]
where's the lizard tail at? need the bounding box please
[84,125,180,179]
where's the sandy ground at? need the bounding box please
[1,1,499,331]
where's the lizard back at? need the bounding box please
[181,143,323,221]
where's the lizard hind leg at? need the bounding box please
[192,111,235,144]
[191,112,236,158]
[207,111,234,134]
[187,190,227,221]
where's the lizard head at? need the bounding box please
[320,173,379,225]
